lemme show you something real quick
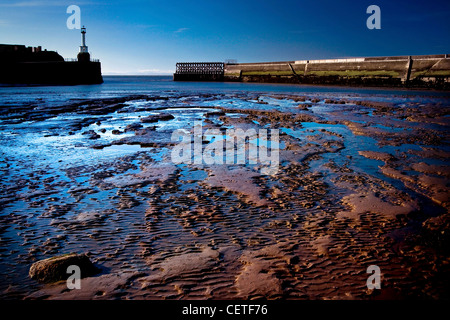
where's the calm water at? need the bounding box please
[1,76,450,107]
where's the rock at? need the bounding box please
[205,111,226,116]
[124,122,143,132]
[111,129,122,135]
[297,104,311,110]
[293,96,306,102]
[82,130,100,139]
[29,253,99,283]
[140,113,174,123]
[135,127,156,135]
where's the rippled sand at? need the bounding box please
[0,92,449,299]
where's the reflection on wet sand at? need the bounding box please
[0,92,449,299]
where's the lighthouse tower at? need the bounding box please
[77,26,91,63]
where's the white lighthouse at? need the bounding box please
[80,26,88,53]
[77,26,90,62]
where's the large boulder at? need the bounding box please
[29,253,99,283]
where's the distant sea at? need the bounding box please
[1,75,450,108]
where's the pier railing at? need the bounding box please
[64,58,100,62]
[174,62,224,81]
[175,62,224,75]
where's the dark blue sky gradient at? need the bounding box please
[1,0,449,74]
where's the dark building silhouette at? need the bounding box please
[0,44,64,62]
[0,27,103,85]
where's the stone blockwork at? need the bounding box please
[222,54,450,88]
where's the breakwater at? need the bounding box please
[0,44,103,86]
[0,61,103,85]
[174,54,450,89]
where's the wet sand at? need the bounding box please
[0,92,449,299]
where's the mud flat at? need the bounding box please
[0,91,449,299]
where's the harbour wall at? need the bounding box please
[223,54,450,88]
[0,61,103,85]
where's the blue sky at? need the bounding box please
[1,0,449,75]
